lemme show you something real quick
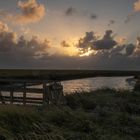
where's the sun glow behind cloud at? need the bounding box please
[1,0,140,69]
[79,48,97,57]
[63,46,79,56]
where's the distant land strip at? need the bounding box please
[0,69,140,81]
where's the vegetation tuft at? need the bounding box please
[0,88,140,140]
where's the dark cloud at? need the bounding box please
[77,30,117,53]
[110,45,125,56]
[30,46,140,70]
[124,13,134,24]
[0,21,49,60]
[61,41,70,47]
[90,14,98,20]
[108,20,115,26]
[93,30,117,50]
[125,44,135,56]
[65,7,77,16]
[77,32,96,52]
[0,21,16,52]
[0,21,140,70]
[65,7,98,20]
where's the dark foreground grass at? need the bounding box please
[0,89,140,140]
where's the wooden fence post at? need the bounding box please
[43,82,47,104]
[0,91,5,104]
[23,83,26,105]
[10,82,14,104]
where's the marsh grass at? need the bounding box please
[0,88,140,140]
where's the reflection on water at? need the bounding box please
[1,77,135,98]
[62,77,134,93]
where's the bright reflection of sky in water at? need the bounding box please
[1,77,135,98]
[62,77,134,94]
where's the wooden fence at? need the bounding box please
[0,80,63,105]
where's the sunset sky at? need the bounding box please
[0,0,140,69]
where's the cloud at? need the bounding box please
[0,21,9,32]
[0,20,140,70]
[77,32,96,52]
[136,36,140,47]
[0,21,17,52]
[65,7,98,21]
[0,21,49,59]
[77,30,117,51]
[124,13,135,24]
[61,41,71,47]
[134,0,140,12]
[124,0,140,24]
[125,44,136,56]
[93,30,117,50]
[108,20,115,26]
[5,0,46,24]
[65,7,77,16]
[90,14,98,20]
[133,37,140,56]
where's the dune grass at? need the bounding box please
[0,88,140,140]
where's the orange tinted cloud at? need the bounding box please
[134,0,140,12]
[124,0,140,23]
[0,20,50,58]
[0,21,9,32]
[8,0,46,24]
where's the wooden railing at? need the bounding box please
[0,81,64,105]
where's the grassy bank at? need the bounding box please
[0,89,140,140]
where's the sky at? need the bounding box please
[0,0,140,69]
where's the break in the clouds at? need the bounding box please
[5,0,46,24]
